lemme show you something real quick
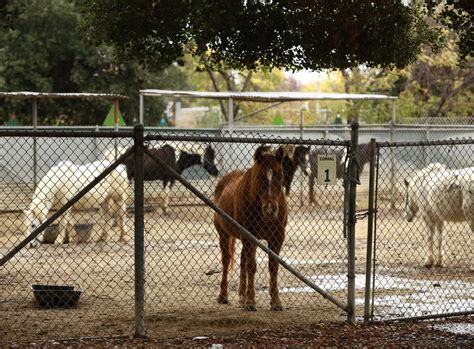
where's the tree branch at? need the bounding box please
[430,71,474,117]
[205,65,228,121]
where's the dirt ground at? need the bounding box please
[3,316,474,348]
[1,182,473,345]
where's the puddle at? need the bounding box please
[433,323,474,336]
[163,240,218,250]
[276,273,474,319]
[280,274,420,293]
[257,257,340,266]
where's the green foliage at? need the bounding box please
[80,0,441,72]
[0,0,191,126]
[198,108,221,128]
[426,0,473,61]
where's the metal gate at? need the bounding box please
[364,138,474,322]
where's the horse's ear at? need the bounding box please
[403,178,409,187]
[275,146,284,163]
[280,144,294,160]
[254,145,272,163]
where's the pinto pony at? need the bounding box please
[111,144,218,214]
[214,145,288,311]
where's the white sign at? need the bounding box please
[317,154,337,185]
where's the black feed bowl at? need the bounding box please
[31,284,82,308]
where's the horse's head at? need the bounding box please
[202,145,219,177]
[252,145,285,218]
[403,178,418,222]
[24,207,43,248]
[176,151,202,174]
[295,146,310,176]
[403,163,448,223]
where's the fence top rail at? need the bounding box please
[0,129,135,138]
[376,137,474,148]
[145,132,351,146]
[140,89,397,102]
[0,91,127,100]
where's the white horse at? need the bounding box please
[25,160,130,247]
[404,163,473,267]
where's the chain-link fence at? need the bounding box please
[365,139,474,321]
[1,127,355,343]
[2,125,472,343]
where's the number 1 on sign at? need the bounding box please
[324,169,330,182]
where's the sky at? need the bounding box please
[287,70,321,84]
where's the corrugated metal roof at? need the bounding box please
[140,89,397,101]
[0,91,127,99]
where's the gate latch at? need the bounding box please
[354,209,377,221]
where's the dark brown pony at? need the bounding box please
[214,145,288,311]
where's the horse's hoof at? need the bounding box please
[217,295,228,304]
[244,304,257,312]
[270,303,283,311]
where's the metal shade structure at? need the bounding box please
[139,89,397,131]
[0,91,127,128]
[0,91,128,188]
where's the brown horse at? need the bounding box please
[214,145,288,311]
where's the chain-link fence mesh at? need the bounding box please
[1,129,352,343]
[0,132,136,342]
[4,126,470,341]
[141,131,351,338]
[368,140,474,321]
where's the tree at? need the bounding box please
[176,53,287,124]
[301,38,473,122]
[0,0,191,126]
[426,0,473,61]
[80,1,441,72]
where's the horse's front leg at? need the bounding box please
[161,182,170,215]
[285,179,292,197]
[56,209,74,245]
[216,226,232,304]
[241,239,257,311]
[117,199,127,241]
[268,236,284,311]
[97,199,113,242]
[435,221,443,267]
[424,218,436,268]
[309,174,316,205]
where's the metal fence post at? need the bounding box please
[134,124,146,337]
[32,97,38,190]
[364,138,377,323]
[389,102,396,209]
[347,121,359,324]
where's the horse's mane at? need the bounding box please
[412,163,447,184]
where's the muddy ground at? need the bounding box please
[1,182,473,345]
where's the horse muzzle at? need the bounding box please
[204,164,219,177]
[262,203,279,218]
